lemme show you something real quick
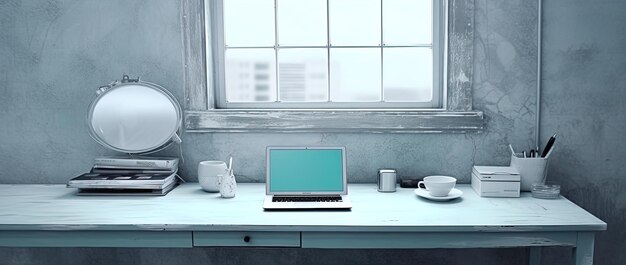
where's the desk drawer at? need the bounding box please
[193,231,300,247]
[301,232,578,249]
[0,231,192,248]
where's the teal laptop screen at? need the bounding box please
[269,149,344,192]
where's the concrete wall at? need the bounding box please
[540,0,626,264]
[0,0,623,264]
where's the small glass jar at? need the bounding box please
[531,182,561,199]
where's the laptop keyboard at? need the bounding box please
[272,196,343,202]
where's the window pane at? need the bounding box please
[330,48,381,102]
[383,0,432,45]
[224,0,275,47]
[383,48,432,102]
[278,49,328,102]
[225,49,277,102]
[329,0,381,46]
[277,0,327,46]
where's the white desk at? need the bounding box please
[0,183,606,265]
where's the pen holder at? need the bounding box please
[510,154,549,191]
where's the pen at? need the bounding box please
[509,144,519,157]
[536,146,540,156]
[541,133,557,158]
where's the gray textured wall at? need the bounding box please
[0,0,623,264]
[540,0,626,264]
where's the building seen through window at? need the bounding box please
[218,0,442,108]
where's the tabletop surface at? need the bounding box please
[0,183,606,232]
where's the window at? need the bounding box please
[214,0,444,109]
[181,0,483,133]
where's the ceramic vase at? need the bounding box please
[219,171,237,198]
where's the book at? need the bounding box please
[93,156,179,170]
[76,181,179,196]
[90,168,175,175]
[67,170,177,190]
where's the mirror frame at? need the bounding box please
[87,76,183,154]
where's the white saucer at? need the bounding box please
[414,188,463,201]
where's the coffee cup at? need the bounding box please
[418,176,456,197]
[198,161,227,192]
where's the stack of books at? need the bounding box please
[67,157,180,196]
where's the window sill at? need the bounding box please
[184,110,484,133]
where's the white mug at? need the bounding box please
[198,161,227,192]
[418,176,456,197]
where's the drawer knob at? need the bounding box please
[243,236,251,243]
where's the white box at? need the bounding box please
[472,166,520,181]
[471,172,520,198]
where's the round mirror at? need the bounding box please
[87,79,182,154]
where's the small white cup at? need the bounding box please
[418,176,457,197]
[198,161,227,192]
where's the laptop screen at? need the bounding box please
[268,148,345,194]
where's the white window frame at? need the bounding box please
[214,0,443,109]
[182,0,483,133]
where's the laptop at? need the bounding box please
[263,147,352,210]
